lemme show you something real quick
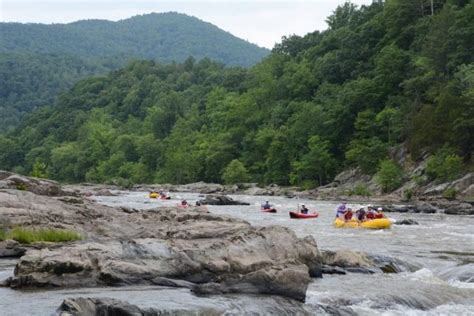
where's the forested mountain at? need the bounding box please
[0,13,269,131]
[1,0,472,190]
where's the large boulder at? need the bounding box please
[198,194,250,205]
[0,173,68,196]
[4,203,322,301]
[180,182,224,194]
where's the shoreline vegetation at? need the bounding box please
[1,2,472,195]
[0,227,82,244]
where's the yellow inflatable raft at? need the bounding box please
[149,192,159,199]
[334,218,392,229]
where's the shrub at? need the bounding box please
[7,227,82,244]
[15,183,27,191]
[0,229,5,241]
[115,177,134,189]
[412,175,428,186]
[30,160,48,178]
[222,160,250,184]
[375,159,404,193]
[403,188,414,201]
[348,183,372,197]
[442,188,457,200]
[426,149,463,182]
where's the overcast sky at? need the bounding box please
[1,0,373,49]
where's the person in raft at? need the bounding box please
[181,200,188,206]
[366,205,377,219]
[300,204,309,214]
[335,202,347,218]
[375,207,385,218]
[262,200,271,209]
[355,207,366,221]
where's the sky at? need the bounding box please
[1,0,373,49]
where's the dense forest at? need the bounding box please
[1,0,472,191]
[0,12,269,131]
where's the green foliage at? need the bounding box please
[5,227,82,244]
[443,187,457,199]
[30,160,48,178]
[1,1,471,186]
[403,188,414,201]
[0,229,5,241]
[222,160,250,184]
[291,135,336,187]
[348,182,372,197]
[0,13,269,131]
[375,159,404,193]
[346,137,388,174]
[15,183,27,191]
[426,149,464,182]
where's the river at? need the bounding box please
[1,191,473,315]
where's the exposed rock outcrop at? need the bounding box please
[0,173,70,196]
[1,188,321,301]
[0,240,26,258]
[198,194,250,205]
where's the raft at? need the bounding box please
[334,217,392,229]
[149,192,159,199]
[261,208,277,213]
[289,211,319,219]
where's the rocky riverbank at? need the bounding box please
[0,172,327,304]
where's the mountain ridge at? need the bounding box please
[0,12,270,131]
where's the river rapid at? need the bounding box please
[1,191,473,315]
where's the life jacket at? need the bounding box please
[344,210,353,220]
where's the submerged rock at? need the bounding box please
[198,194,250,205]
[58,297,171,316]
[395,219,419,225]
[320,250,419,274]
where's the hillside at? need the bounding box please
[1,13,268,65]
[1,1,472,199]
[0,12,269,131]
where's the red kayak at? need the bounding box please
[261,208,277,213]
[177,204,189,208]
[289,211,319,219]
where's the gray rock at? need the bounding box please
[0,173,67,196]
[198,194,250,205]
[58,297,161,316]
[4,205,322,301]
[395,219,419,225]
[0,240,26,258]
[415,202,437,214]
[320,250,418,274]
[94,189,117,196]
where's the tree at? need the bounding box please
[346,137,388,174]
[291,135,336,188]
[375,159,404,192]
[222,160,250,184]
[30,160,48,179]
